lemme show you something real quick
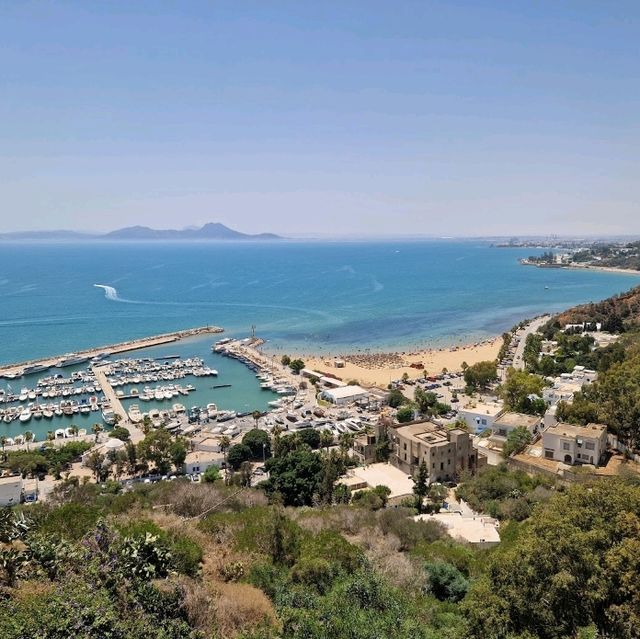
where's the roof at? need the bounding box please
[0,476,22,506]
[323,385,369,400]
[396,422,449,446]
[185,450,224,464]
[545,422,607,439]
[460,403,503,417]
[494,412,540,429]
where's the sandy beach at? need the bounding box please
[294,337,502,388]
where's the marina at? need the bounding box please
[0,331,283,444]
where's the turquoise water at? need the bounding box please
[1,240,639,363]
[2,240,639,442]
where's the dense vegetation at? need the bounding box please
[2,466,638,639]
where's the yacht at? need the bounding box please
[56,354,89,368]
[102,408,116,425]
[19,408,32,423]
[42,407,54,419]
[206,403,218,419]
[172,403,186,416]
[154,389,165,401]
[128,404,143,423]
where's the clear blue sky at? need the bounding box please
[1,1,638,236]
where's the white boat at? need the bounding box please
[172,403,186,415]
[19,408,31,423]
[80,405,91,415]
[19,389,28,402]
[102,409,116,425]
[33,407,43,420]
[139,393,151,401]
[28,390,37,400]
[154,389,164,401]
[128,404,143,423]
[55,429,66,439]
[163,389,173,400]
[206,402,218,419]
[42,408,54,419]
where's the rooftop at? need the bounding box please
[343,462,414,498]
[494,412,540,429]
[323,385,369,400]
[460,402,503,417]
[0,475,22,506]
[396,422,449,446]
[545,422,607,438]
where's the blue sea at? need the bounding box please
[1,240,639,364]
[2,240,639,441]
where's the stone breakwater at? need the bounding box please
[0,325,224,377]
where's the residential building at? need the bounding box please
[353,421,389,464]
[184,450,224,475]
[490,412,541,446]
[390,421,479,481]
[542,422,607,466]
[458,402,504,434]
[0,476,23,506]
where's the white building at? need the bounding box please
[322,385,369,405]
[542,422,607,467]
[0,476,23,507]
[184,450,224,475]
[458,402,504,435]
[490,412,541,445]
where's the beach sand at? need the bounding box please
[297,337,502,388]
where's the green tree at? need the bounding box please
[289,358,305,374]
[425,561,469,602]
[502,426,533,458]
[227,443,252,470]
[263,448,325,506]
[242,428,271,460]
[463,360,498,390]
[499,368,545,412]
[202,465,221,483]
[281,355,291,366]
[413,461,429,513]
[396,405,414,423]
[387,389,407,408]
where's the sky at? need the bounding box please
[1,1,639,237]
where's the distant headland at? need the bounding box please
[0,222,283,241]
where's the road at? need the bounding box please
[512,315,551,371]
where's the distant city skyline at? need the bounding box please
[1,1,639,236]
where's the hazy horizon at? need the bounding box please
[2,2,639,236]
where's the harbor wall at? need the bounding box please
[0,325,224,376]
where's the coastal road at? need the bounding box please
[512,315,551,370]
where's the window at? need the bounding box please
[562,442,570,451]
[585,442,595,450]
[440,462,443,470]
[403,443,407,450]
[432,463,435,469]
[544,450,554,459]
[481,418,487,425]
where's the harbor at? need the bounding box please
[0,331,283,445]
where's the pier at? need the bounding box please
[93,366,144,441]
[0,325,224,378]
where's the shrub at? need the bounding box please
[424,561,469,602]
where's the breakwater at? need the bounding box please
[0,326,224,378]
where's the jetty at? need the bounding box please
[93,365,144,441]
[0,325,224,378]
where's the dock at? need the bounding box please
[0,325,224,378]
[93,366,144,441]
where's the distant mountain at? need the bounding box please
[0,223,282,241]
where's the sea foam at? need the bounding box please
[93,284,120,301]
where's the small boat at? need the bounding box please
[172,403,186,416]
[43,408,54,419]
[28,390,37,401]
[154,389,164,401]
[102,409,116,425]
[19,408,31,423]
[128,404,143,423]
[206,402,218,419]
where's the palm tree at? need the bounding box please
[69,425,78,439]
[319,430,334,452]
[0,436,6,461]
[219,435,231,481]
[47,431,54,442]
[338,432,355,461]
[252,410,261,429]
[24,431,33,451]
[91,423,103,442]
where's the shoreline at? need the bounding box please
[520,260,640,276]
[0,325,224,377]
[267,336,503,389]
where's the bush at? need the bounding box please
[202,465,221,483]
[396,406,415,423]
[424,561,469,602]
[109,427,131,441]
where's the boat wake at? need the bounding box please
[93,284,122,301]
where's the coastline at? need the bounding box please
[520,260,640,276]
[283,337,502,388]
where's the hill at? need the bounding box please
[0,223,282,241]
[553,285,640,331]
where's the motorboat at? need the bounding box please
[128,404,143,423]
[19,408,31,423]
